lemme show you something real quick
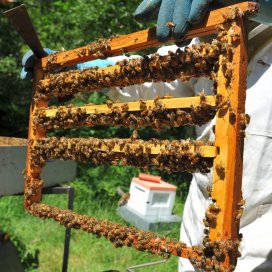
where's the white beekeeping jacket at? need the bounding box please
[107,37,272,271]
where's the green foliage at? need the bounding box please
[0,196,39,270]
[0,3,32,137]
[73,163,192,206]
[24,0,146,50]
[0,0,147,137]
[0,193,182,271]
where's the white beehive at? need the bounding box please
[127,173,177,220]
[0,137,77,195]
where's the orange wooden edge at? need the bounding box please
[40,2,258,68]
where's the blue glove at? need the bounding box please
[20,48,55,80]
[134,0,212,42]
[76,59,115,70]
[134,0,272,42]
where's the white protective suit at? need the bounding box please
[107,28,272,271]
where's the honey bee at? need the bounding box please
[240,113,250,130]
[131,130,139,141]
[106,100,113,108]
[121,103,129,112]
[203,218,210,227]
[166,21,175,28]
[206,185,212,197]
[222,6,241,22]
[215,161,225,179]
[205,211,217,222]
[198,91,206,102]
[236,208,244,221]
[204,228,209,235]
[237,199,246,207]
[209,203,221,213]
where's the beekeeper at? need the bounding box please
[21,0,272,271]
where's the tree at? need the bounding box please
[0,0,144,137]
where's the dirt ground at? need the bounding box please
[0,137,27,146]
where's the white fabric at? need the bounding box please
[107,38,272,272]
[107,39,202,102]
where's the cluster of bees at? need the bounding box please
[28,202,188,258]
[217,28,235,89]
[26,200,240,271]
[86,39,112,59]
[36,40,223,100]
[44,53,60,73]
[74,39,112,60]
[189,238,240,272]
[43,39,112,74]
[23,175,44,206]
[186,199,241,271]
[34,97,216,130]
[26,10,250,272]
[203,203,221,229]
[33,106,88,130]
[29,137,213,173]
[222,6,243,23]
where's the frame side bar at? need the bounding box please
[25,62,47,206]
[209,18,247,269]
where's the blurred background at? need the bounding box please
[0,0,193,271]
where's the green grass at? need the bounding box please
[0,185,184,272]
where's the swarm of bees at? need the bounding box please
[187,221,241,272]
[28,202,187,258]
[34,106,88,129]
[44,39,112,74]
[29,137,213,173]
[23,175,44,206]
[36,40,223,101]
[203,203,221,229]
[44,53,60,73]
[222,6,243,23]
[191,235,242,272]
[86,39,112,59]
[194,198,242,272]
[34,97,216,130]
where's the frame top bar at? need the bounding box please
[41,2,258,68]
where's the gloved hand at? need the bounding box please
[134,0,272,42]
[20,48,56,80]
[134,0,213,42]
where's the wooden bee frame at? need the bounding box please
[25,2,258,271]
